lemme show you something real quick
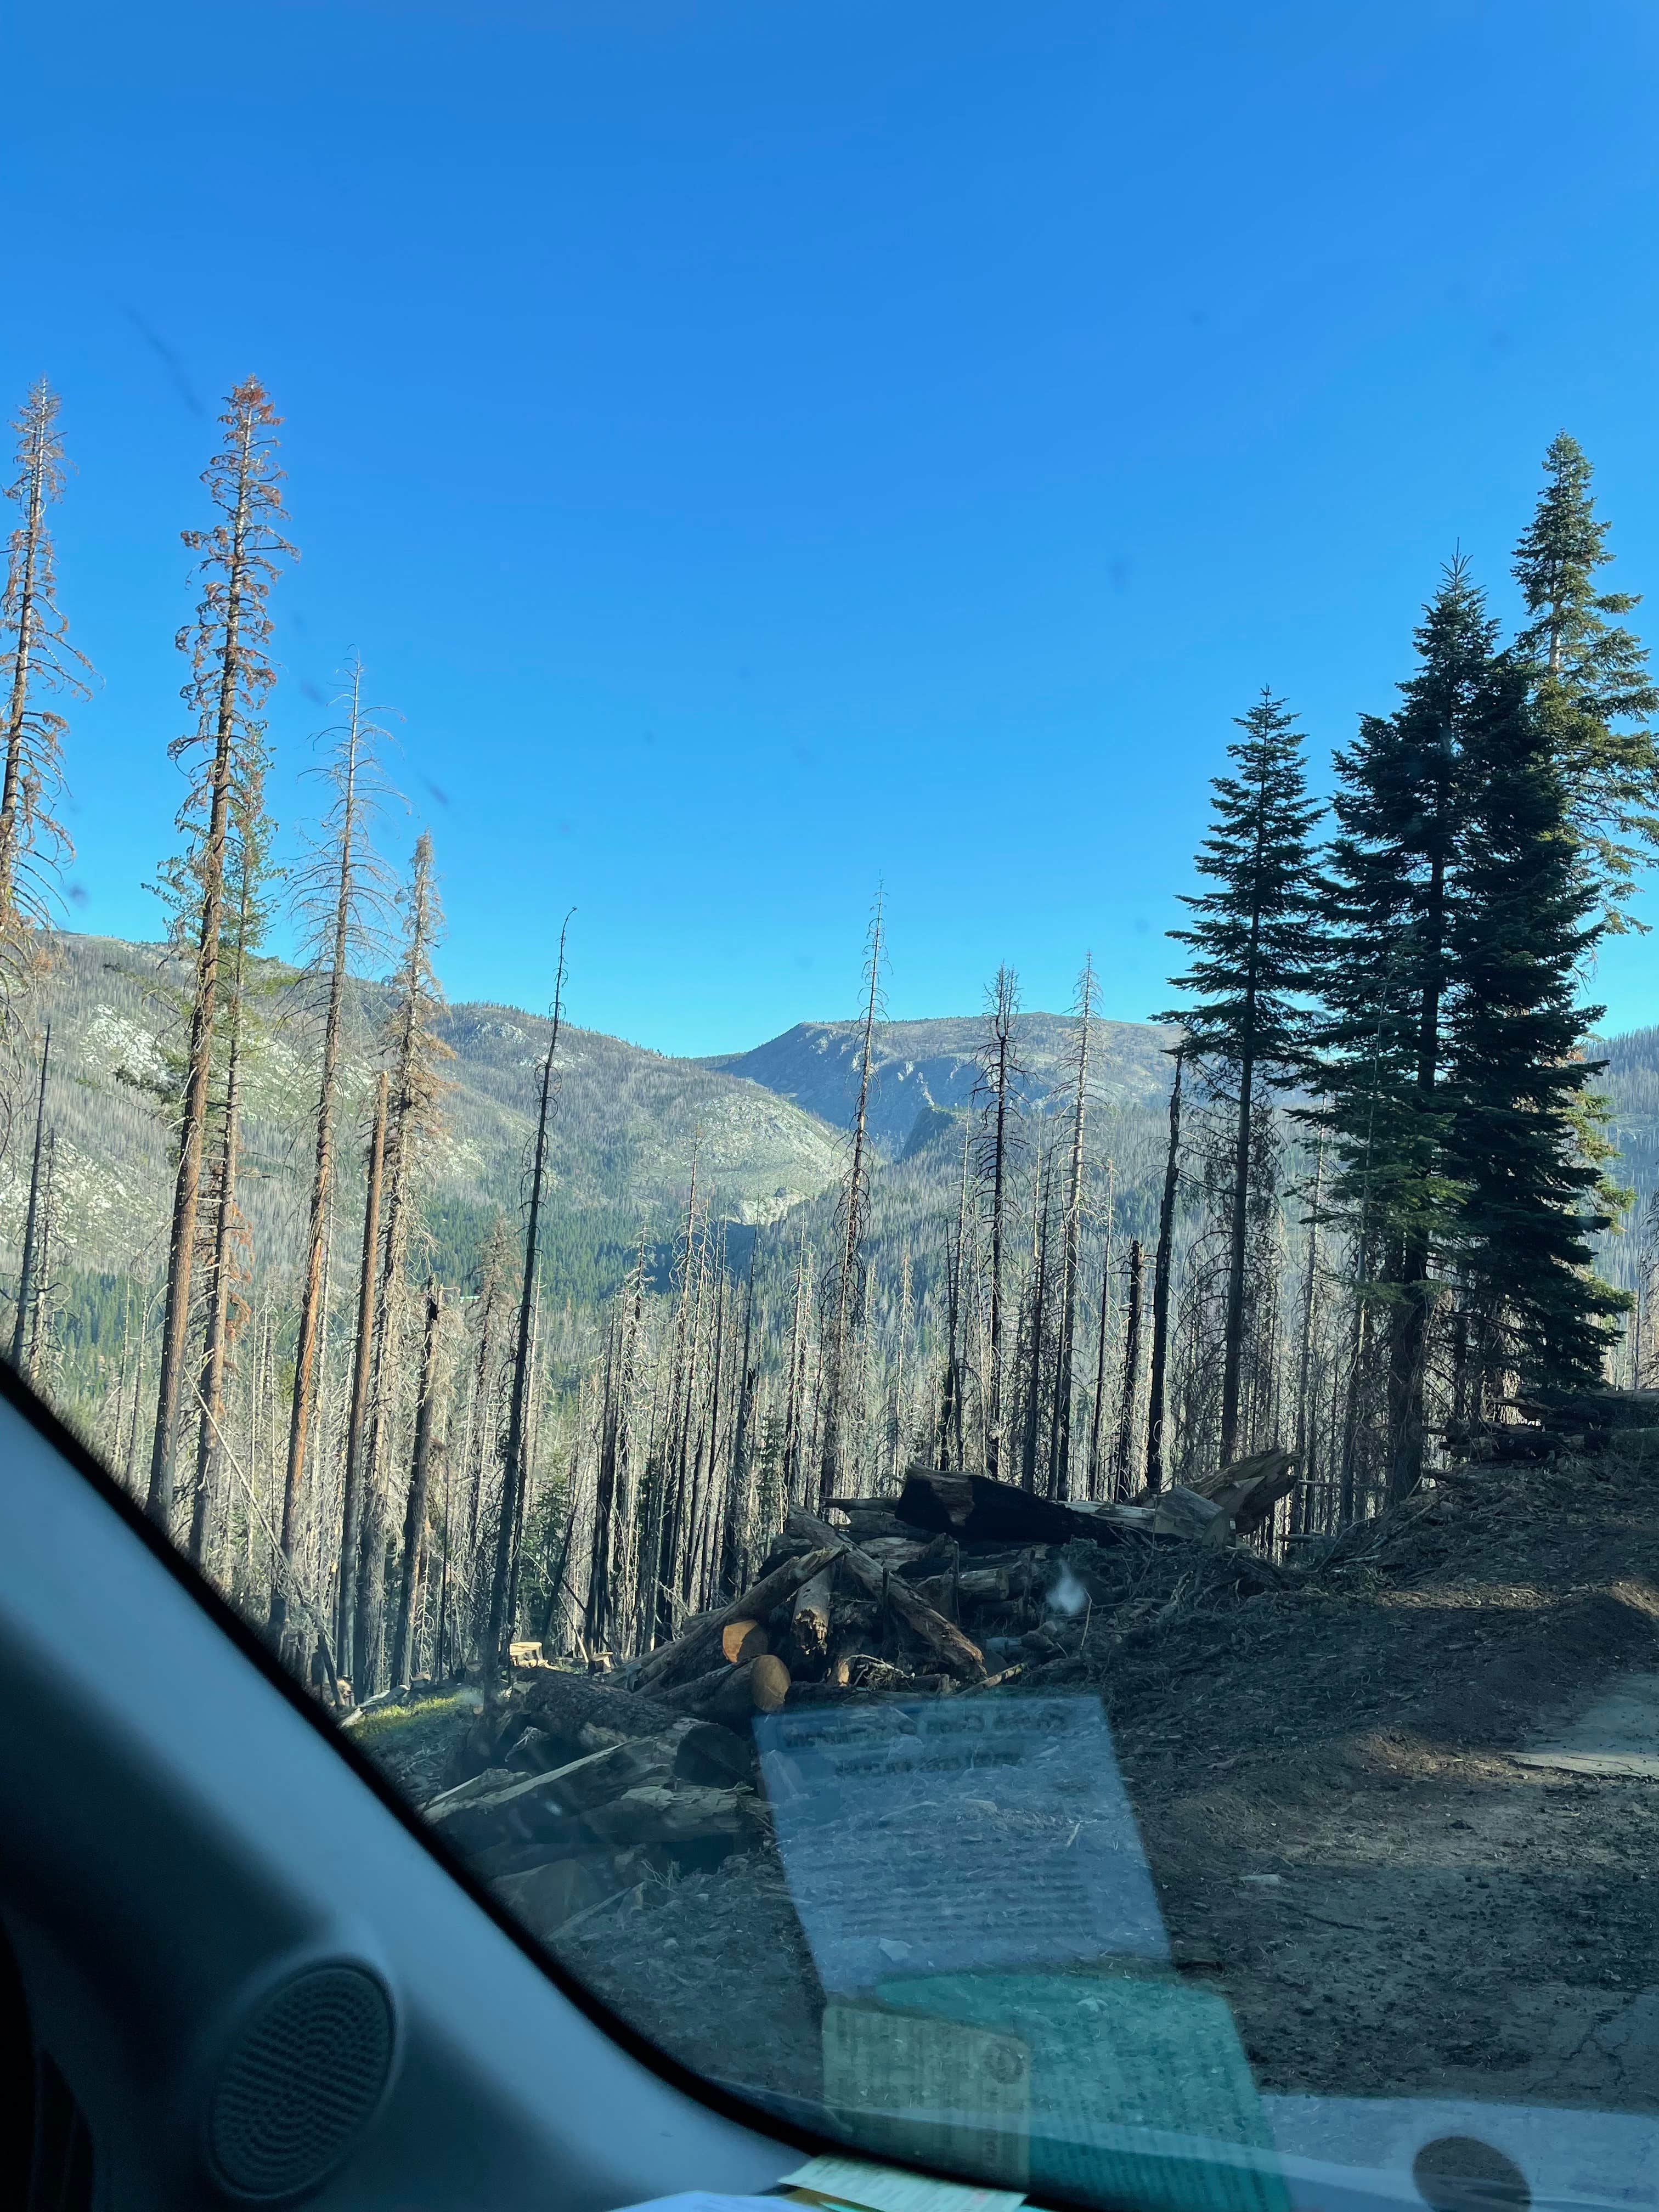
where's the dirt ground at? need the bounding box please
[360,1447,1659,2135]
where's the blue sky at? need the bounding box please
[8,0,1659,1054]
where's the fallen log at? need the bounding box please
[788,1506,985,1679]
[1189,1447,1297,1533]
[1517,1388,1659,1431]
[792,1567,836,1667]
[633,1544,844,1692]
[424,1730,681,1853]
[659,1655,792,1730]
[587,1783,765,1850]
[896,1466,1126,1548]
[515,1669,689,1751]
[825,1497,915,1541]
[1152,1484,1232,1545]
[912,1565,1008,1613]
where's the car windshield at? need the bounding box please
[8,5,1659,2209]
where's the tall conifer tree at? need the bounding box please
[1314,563,1494,1498]
[1163,690,1319,1463]
[1447,652,1624,1395]
[1512,432,1658,933]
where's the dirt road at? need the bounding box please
[362,1448,1659,2137]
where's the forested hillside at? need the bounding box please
[4,377,1659,1723]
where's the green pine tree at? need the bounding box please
[1161,688,1321,1463]
[1447,652,1626,1398]
[1313,560,1494,1500]
[1512,431,1659,933]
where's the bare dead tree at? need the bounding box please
[1144,1046,1184,1492]
[337,1070,387,1678]
[936,1119,972,1470]
[973,964,1024,1479]
[354,833,451,1688]
[273,659,394,1641]
[1113,1237,1145,1494]
[390,1279,443,1688]
[0,380,88,1010]
[9,1021,49,1368]
[819,890,884,1505]
[1048,956,1096,1500]
[148,380,292,1531]
[484,912,571,1681]
[189,744,273,1570]
[1086,1155,1115,1495]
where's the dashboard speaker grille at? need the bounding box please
[205,1964,393,2202]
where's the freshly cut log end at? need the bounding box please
[720,1619,769,1664]
[633,1544,844,1692]
[750,1652,791,1713]
[661,1654,793,1730]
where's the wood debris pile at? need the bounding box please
[414,1454,1297,1948]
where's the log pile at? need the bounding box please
[419,1454,1299,1945]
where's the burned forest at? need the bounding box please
[5,379,1659,1765]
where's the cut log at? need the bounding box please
[424,1732,678,1853]
[896,1466,1126,1548]
[912,1566,1009,1613]
[788,1506,985,1679]
[825,1499,914,1541]
[792,1568,836,1667]
[586,1783,763,1851]
[633,1544,844,1692]
[515,1668,689,1752]
[658,1655,793,1730]
[720,1619,769,1664]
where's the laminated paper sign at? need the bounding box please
[821,2001,1032,2190]
[754,1695,1168,1996]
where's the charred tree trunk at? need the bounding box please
[274,668,379,1641]
[1144,1049,1183,1493]
[188,885,252,1573]
[1113,1238,1144,1494]
[484,917,570,1682]
[1048,962,1093,1501]
[10,1022,49,1370]
[149,383,289,1531]
[390,1279,442,1690]
[336,1069,387,1679]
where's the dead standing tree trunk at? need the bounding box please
[188,754,269,1571]
[353,834,450,1693]
[1113,1237,1144,1495]
[974,966,1023,1481]
[148,381,292,1533]
[1144,1047,1183,1493]
[484,914,571,1685]
[0,381,88,1018]
[10,1021,49,1368]
[819,891,884,1508]
[1048,957,1094,1502]
[337,1070,387,1679]
[273,660,391,1643]
[390,1278,443,1690]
